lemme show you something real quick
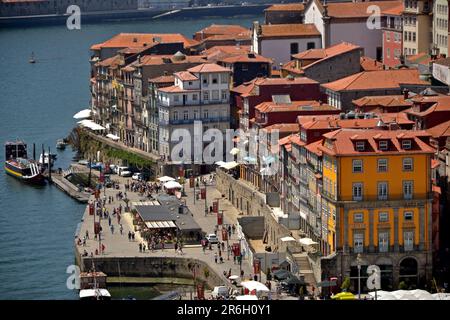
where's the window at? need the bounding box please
[174,95,179,102]
[403,181,413,199]
[192,94,198,101]
[379,212,389,222]
[352,183,363,201]
[402,139,412,150]
[221,90,228,100]
[354,233,364,253]
[212,74,218,84]
[378,231,389,252]
[290,42,299,55]
[194,110,198,119]
[378,182,388,200]
[220,73,228,83]
[212,90,219,100]
[307,42,315,50]
[378,159,388,172]
[203,91,209,101]
[386,32,390,41]
[355,141,365,151]
[203,109,209,119]
[404,231,414,251]
[354,212,364,223]
[202,76,208,85]
[352,159,363,173]
[403,158,413,171]
[387,48,390,58]
[404,211,413,221]
[183,111,189,120]
[173,111,178,120]
[379,140,389,151]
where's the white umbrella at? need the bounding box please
[228,275,239,280]
[229,147,240,155]
[73,109,92,119]
[163,180,182,189]
[158,176,175,182]
[106,133,120,141]
[235,295,258,300]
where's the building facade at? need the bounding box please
[402,0,432,56]
[382,4,404,68]
[433,0,449,57]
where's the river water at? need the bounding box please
[0,14,263,300]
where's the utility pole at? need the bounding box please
[204,178,208,217]
[357,253,362,300]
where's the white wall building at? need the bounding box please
[252,21,322,66]
[157,63,231,163]
[304,0,402,60]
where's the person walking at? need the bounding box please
[128,231,131,241]
[108,216,111,226]
[175,242,178,253]
[110,224,114,234]
[119,224,123,235]
[214,253,218,264]
[139,243,142,252]
[85,230,89,240]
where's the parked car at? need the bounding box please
[115,166,129,175]
[132,173,144,181]
[205,234,219,244]
[120,170,132,177]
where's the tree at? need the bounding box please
[341,276,351,292]
[398,281,408,290]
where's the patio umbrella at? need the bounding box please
[163,180,182,189]
[228,275,239,280]
[158,176,175,182]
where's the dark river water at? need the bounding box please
[0,14,263,299]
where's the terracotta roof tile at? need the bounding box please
[231,76,318,96]
[326,1,402,19]
[259,24,320,38]
[158,85,198,93]
[427,120,450,138]
[360,56,384,71]
[262,123,300,133]
[322,69,428,92]
[305,139,323,156]
[352,95,413,108]
[148,75,175,84]
[265,3,305,12]
[255,100,336,113]
[382,3,405,16]
[219,53,272,64]
[195,24,250,37]
[91,33,197,50]
[319,129,434,156]
[187,63,231,73]
[174,71,198,81]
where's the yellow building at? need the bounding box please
[318,129,434,290]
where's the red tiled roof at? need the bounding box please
[174,71,198,81]
[382,3,404,16]
[203,45,251,56]
[231,77,318,96]
[148,75,175,84]
[187,63,231,73]
[431,159,441,169]
[265,3,305,12]
[352,95,413,108]
[305,139,323,156]
[326,1,402,19]
[262,123,300,133]
[158,85,198,93]
[91,33,198,50]
[259,24,320,39]
[293,42,360,61]
[322,69,428,92]
[133,54,207,66]
[408,97,450,117]
[360,56,384,71]
[319,129,434,156]
[196,24,250,37]
[255,100,336,113]
[96,55,124,68]
[219,53,272,64]
[427,119,450,138]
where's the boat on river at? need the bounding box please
[4,141,45,185]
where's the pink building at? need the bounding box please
[382,3,404,68]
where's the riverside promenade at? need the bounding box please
[74,171,253,290]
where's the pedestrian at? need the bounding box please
[108,216,111,226]
[132,232,135,241]
[128,231,131,241]
[142,244,146,252]
[175,242,178,253]
[139,243,142,252]
[101,244,105,254]
[119,224,123,235]
[232,224,236,234]
[240,270,244,278]
[85,230,89,240]
[214,253,218,264]
[220,257,223,264]
[221,242,225,251]
[110,224,114,234]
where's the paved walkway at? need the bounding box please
[75,173,253,288]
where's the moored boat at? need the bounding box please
[56,138,67,150]
[4,141,45,185]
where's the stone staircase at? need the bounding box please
[292,252,317,293]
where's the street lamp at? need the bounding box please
[356,253,362,300]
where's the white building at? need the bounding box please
[157,63,231,163]
[433,0,448,57]
[304,0,402,60]
[252,21,322,66]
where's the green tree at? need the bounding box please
[398,281,408,290]
[341,276,351,292]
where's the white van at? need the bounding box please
[211,286,229,299]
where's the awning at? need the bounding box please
[163,180,182,189]
[158,176,175,182]
[215,161,226,166]
[220,161,239,170]
[235,295,258,300]
[241,281,270,292]
[230,147,240,155]
[299,238,318,246]
[73,109,92,119]
[77,119,105,131]
[280,236,296,242]
[106,133,120,141]
[145,221,176,229]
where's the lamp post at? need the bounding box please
[203,178,208,217]
[357,253,362,300]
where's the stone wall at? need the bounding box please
[216,169,292,250]
[79,256,223,289]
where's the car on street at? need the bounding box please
[205,234,219,244]
[132,172,144,181]
[211,286,229,299]
[120,170,132,177]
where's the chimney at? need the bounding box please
[403,88,409,99]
